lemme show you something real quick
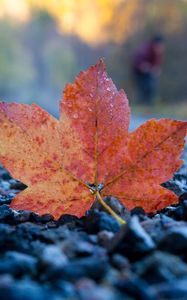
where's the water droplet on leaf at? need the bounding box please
[73,113,78,119]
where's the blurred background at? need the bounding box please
[0,0,186,124]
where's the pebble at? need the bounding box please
[114,277,157,300]
[153,279,187,300]
[39,245,68,269]
[14,210,32,223]
[134,251,187,283]
[47,255,109,281]
[0,205,14,222]
[30,213,54,223]
[0,251,37,277]
[158,226,187,255]
[92,196,130,221]
[84,209,120,234]
[131,207,148,221]
[108,216,155,260]
[0,277,55,300]
[62,238,97,258]
[97,230,114,247]
[0,194,12,205]
[111,254,130,270]
[76,278,124,300]
[57,214,79,225]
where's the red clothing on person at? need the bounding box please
[133,42,163,73]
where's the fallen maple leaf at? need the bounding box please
[0,60,187,219]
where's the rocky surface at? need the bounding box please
[0,146,187,300]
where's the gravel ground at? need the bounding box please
[0,117,186,300]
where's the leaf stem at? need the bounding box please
[96,191,126,225]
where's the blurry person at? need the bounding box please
[132,35,165,105]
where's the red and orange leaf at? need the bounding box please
[0,60,186,219]
[0,103,92,218]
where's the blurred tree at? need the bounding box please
[0,0,186,110]
[0,19,35,101]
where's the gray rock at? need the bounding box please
[0,277,55,300]
[114,277,157,300]
[108,216,155,260]
[141,214,177,242]
[111,254,130,270]
[134,251,187,283]
[153,279,187,300]
[76,278,126,300]
[92,195,130,221]
[3,251,37,276]
[158,226,187,254]
[62,238,97,258]
[39,245,67,269]
[0,205,14,221]
[97,230,114,247]
[47,255,109,281]
[85,210,120,234]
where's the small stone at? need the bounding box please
[39,245,67,270]
[0,180,10,190]
[1,170,12,180]
[111,254,130,270]
[108,216,155,260]
[153,279,187,300]
[76,278,123,300]
[38,226,70,243]
[16,222,44,238]
[68,240,94,257]
[9,180,27,191]
[92,196,129,220]
[115,277,156,300]
[181,200,187,220]
[84,210,120,234]
[0,205,14,222]
[46,221,58,228]
[0,278,52,300]
[29,240,46,256]
[0,195,12,205]
[134,251,187,284]
[173,206,184,220]
[98,230,114,247]
[14,210,32,223]
[34,213,54,223]
[162,180,183,196]
[0,223,15,249]
[141,214,176,242]
[48,255,109,281]
[52,279,76,298]
[62,237,105,259]
[0,251,38,276]
[179,192,187,202]
[57,214,79,225]
[158,226,187,255]
[29,212,54,223]
[131,207,148,221]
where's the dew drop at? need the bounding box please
[73,113,78,119]
[88,107,93,112]
[110,103,114,108]
[106,87,111,91]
